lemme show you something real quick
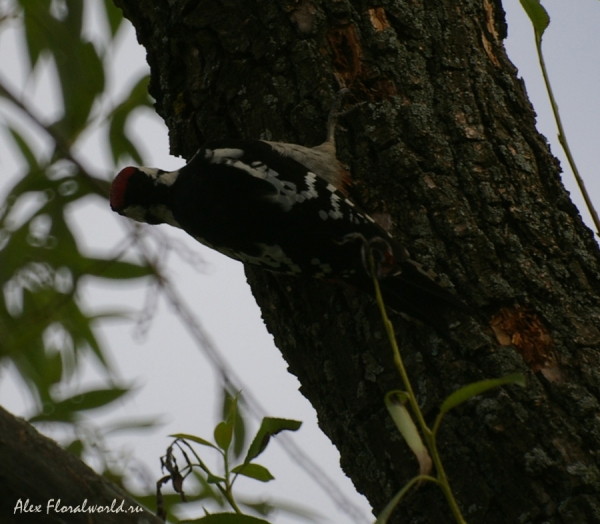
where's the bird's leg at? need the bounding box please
[325,88,351,146]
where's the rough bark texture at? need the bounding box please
[0,406,161,524]
[115,0,600,522]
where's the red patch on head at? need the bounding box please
[110,167,138,211]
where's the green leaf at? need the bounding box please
[519,0,550,43]
[171,433,218,450]
[245,418,302,464]
[206,473,226,484]
[440,373,526,415]
[58,296,111,371]
[239,499,319,521]
[29,386,131,422]
[231,463,274,483]
[9,339,52,399]
[44,350,63,386]
[66,438,84,458]
[182,513,271,524]
[224,393,239,422]
[238,501,274,518]
[105,417,164,434]
[222,389,246,459]
[54,40,105,139]
[134,491,190,517]
[7,127,40,170]
[108,75,151,165]
[103,0,125,36]
[0,0,152,431]
[214,421,234,452]
[22,1,105,139]
[82,258,154,280]
[109,131,144,167]
[22,0,54,69]
[64,0,84,39]
[385,391,431,476]
[211,393,240,451]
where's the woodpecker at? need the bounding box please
[110,109,464,330]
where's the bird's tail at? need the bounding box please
[374,259,467,333]
[340,233,466,332]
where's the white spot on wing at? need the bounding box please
[192,238,302,275]
[310,257,333,278]
[236,244,303,274]
[211,148,245,161]
[263,175,301,211]
[328,193,343,220]
[300,172,318,200]
[318,262,332,274]
[208,149,273,182]
[263,140,343,189]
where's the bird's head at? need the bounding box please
[110,166,180,226]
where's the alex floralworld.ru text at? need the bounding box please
[14,498,143,514]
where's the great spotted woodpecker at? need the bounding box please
[110,107,464,330]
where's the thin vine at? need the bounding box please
[369,255,524,523]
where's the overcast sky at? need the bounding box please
[1,1,599,523]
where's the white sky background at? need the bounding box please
[0,0,599,523]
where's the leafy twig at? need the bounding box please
[127,227,368,522]
[519,0,600,235]
[369,256,466,524]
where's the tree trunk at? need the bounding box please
[115,0,600,522]
[0,406,162,524]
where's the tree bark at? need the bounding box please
[0,406,161,524]
[115,0,600,522]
